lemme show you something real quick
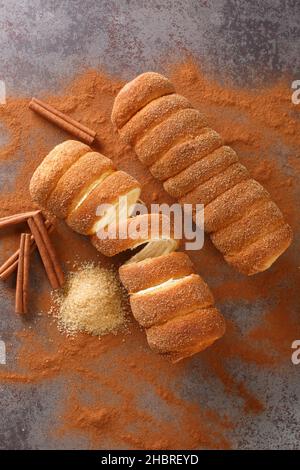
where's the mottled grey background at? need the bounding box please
[0,0,300,450]
[1,0,300,96]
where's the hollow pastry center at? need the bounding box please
[134,275,188,296]
[126,238,178,265]
[72,171,114,212]
[92,187,141,234]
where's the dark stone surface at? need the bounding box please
[1,0,300,95]
[0,0,299,449]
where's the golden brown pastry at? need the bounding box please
[130,274,214,328]
[30,141,141,236]
[210,200,285,255]
[111,72,175,128]
[176,162,249,204]
[66,171,140,235]
[46,151,115,219]
[29,140,90,208]
[119,93,192,146]
[203,179,269,233]
[163,146,238,198]
[150,128,223,181]
[91,213,178,258]
[223,223,292,275]
[119,251,195,293]
[134,108,208,166]
[30,141,226,361]
[120,252,225,362]
[146,307,225,363]
[112,72,293,275]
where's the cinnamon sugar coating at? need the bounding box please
[47,151,115,219]
[146,307,226,363]
[211,200,285,255]
[91,213,174,257]
[119,93,192,146]
[203,179,270,233]
[151,128,222,181]
[119,252,195,293]
[113,72,293,275]
[179,162,250,207]
[66,170,140,235]
[224,223,293,275]
[163,145,238,198]
[30,140,90,208]
[134,108,207,166]
[130,274,214,328]
[111,72,175,128]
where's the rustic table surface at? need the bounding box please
[0,0,299,449]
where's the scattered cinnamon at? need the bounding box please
[15,233,31,314]
[29,97,96,145]
[0,61,299,449]
[27,216,63,289]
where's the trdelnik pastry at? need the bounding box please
[112,72,293,275]
[30,140,225,362]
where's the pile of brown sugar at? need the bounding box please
[0,57,299,449]
[51,263,128,337]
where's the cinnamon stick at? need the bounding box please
[27,217,61,289]
[22,234,31,313]
[31,98,96,137]
[0,210,41,230]
[33,213,64,286]
[15,234,25,314]
[29,98,95,145]
[0,250,19,276]
[0,258,19,281]
[0,220,52,280]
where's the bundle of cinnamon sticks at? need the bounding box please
[0,210,64,314]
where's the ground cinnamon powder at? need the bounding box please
[0,58,299,449]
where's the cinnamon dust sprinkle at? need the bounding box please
[0,58,299,449]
